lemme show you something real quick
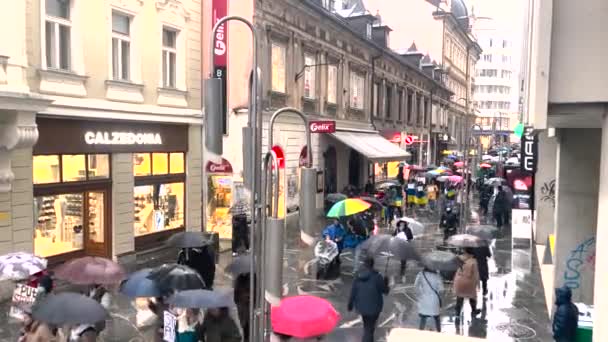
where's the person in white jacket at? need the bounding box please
[414,267,444,332]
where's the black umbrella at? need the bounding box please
[420,251,460,272]
[360,234,419,261]
[359,196,384,211]
[147,264,206,294]
[325,193,347,203]
[224,254,252,276]
[447,234,489,248]
[166,231,210,248]
[168,289,234,309]
[120,268,161,298]
[466,225,499,241]
[375,180,400,190]
[32,292,108,325]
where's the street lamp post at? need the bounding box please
[206,17,317,342]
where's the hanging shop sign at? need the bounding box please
[206,158,233,174]
[35,118,188,154]
[388,133,401,144]
[521,126,538,173]
[309,120,336,133]
[271,145,286,169]
[212,0,228,134]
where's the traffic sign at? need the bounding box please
[404,135,414,145]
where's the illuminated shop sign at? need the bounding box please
[84,131,163,145]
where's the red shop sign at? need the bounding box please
[206,158,233,174]
[271,145,285,169]
[309,120,336,133]
[212,0,228,67]
[299,145,312,167]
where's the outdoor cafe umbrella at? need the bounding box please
[271,295,340,339]
[32,292,108,325]
[395,217,425,236]
[147,264,206,294]
[359,196,384,211]
[225,254,252,276]
[326,198,371,218]
[166,231,210,249]
[466,225,499,241]
[447,234,489,248]
[168,289,234,309]
[120,268,161,298]
[420,250,460,272]
[360,234,420,261]
[54,256,126,285]
[0,252,47,281]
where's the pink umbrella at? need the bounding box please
[454,161,464,167]
[449,175,463,183]
[480,163,492,168]
[54,256,126,285]
[271,295,340,339]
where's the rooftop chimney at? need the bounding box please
[401,42,424,68]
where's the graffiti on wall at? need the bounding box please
[563,237,596,290]
[540,179,556,207]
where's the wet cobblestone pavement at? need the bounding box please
[0,206,552,341]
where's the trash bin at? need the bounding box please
[575,303,593,342]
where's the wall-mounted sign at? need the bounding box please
[309,120,336,133]
[206,158,233,174]
[388,133,401,144]
[35,118,188,154]
[404,135,414,145]
[521,126,538,172]
[84,132,162,145]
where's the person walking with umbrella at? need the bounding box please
[393,221,414,282]
[453,248,481,321]
[414,266,444,332]
[493,186,508,228]
[234,272,253,341]
[177,245,216,290]
[472,246,492,296]
[348,257,389,342]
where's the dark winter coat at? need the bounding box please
[178,246,215,289]
[493,190,508,214]
[200,311,241,342]
[552,286,578,341]
[440,212,458,229]
[473,246,492,281]
[348,268,389,316]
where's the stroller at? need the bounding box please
[314,239,340,280]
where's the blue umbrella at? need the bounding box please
[447,155,458,160]
[120,268,161,298]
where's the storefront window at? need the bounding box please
[170,153,184,174]
[62,154,86,182]
[34,193,84,258]
[33,155,60,184]
[133,153,151,176]
[134,152,186,237]
[152,153,169,175]
[88,154,110,179]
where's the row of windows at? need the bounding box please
[486,38,510,49]
[474,101,512,110]
[45,0,179,88]
[476,69,513,79]
[476,117,510,130]
[474,85,511,95]
[481,54,512,64]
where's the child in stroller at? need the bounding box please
[315,235,340,280]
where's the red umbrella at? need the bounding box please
[454,161,464,167]
[54,256,126,285]
[271,295,340,339]
[480,163,492,168]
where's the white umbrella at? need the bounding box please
[436,175,449,182]
[0,252,47,281]
[395,216,425,236]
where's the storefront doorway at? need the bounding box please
[324,146,337,194]
[348,150,361,187]
[206,158,234,239]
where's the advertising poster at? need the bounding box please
[9,284,38,321]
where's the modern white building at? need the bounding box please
[473,25,520,145]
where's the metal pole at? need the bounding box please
[207,16,261,342]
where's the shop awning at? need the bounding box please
[330,131,411,162]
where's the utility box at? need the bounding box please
[575,303,593,342]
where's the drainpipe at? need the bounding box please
[370,54,382,130]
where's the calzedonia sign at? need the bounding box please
[84,131,163,145]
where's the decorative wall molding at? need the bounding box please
[156,0,190,23]
[111,0,144,14]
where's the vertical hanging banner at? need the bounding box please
[212,0,228,134]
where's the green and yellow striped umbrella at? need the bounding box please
[326,198,371,218]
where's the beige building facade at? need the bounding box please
[0,0,203,266]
